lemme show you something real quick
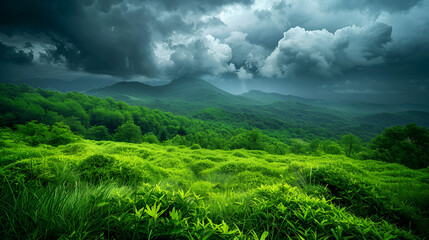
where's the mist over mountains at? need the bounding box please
[1,0,429,104]
[85,77,429,141]
[87,77,429,114]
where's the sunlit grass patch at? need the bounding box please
[1,134,428,239]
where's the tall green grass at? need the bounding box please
[1,131,428,239]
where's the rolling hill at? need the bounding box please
[87,77,251,110]
[2,77,118,92]
[1,127,428,239]
[86,77,429,141]
[240,90,429,114]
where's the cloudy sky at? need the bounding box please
[1,0,428,104]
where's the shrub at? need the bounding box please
[113,122,142,143]
[77,154,143,184]
[310,168,420,231]
[15,121,76,146]
[190,160,215,176]
[85,125,110,141]
[190,143,202,149]
[371,124,429,169]
[142,132,160,144]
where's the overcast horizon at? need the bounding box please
[1,0,429,104]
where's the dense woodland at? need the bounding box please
[88,79,429,143]
[1,83,428,169]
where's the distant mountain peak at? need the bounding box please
[113,81,145,86]
[107,81,154,90]
[246,90,264,94]
[168,77,206,86]
[86,76,239,104]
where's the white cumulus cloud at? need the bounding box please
[260,22,392,78]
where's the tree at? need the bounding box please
[16,120,50,146]
[341,134,362,157]
[320,140,343,155]
[158,129,167,142]
[113,122,142,143]
[177,126,187,136]
[371,124,429,169]
[229,129,265,151]
[15,121,76,146]
[90,109,125,133]
[48,122,77,146]
[86,125,110,141]
[290,141,309,155]
[142,132,160,144]
[309,138,321,154]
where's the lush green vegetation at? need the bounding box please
[1,125,428,239]
[88,79,429,142]
[370,123,429,169]
[3,83,428,163]
[0,83,290,154]
[1,82,429,239]
[2,83,429,167]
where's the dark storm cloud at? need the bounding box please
[324,0,423,12]
[94,0,123,13]
[144,0,254,13]
[0,0,428,104]
[153,14,193,37]
[0,41,34,64]
[0,0,256,78]
[0,0,159,77]
[195,17,227,29]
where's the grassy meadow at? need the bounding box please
[1,128,428,239]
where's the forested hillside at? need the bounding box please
[87,79,429,142]
[1,82,429,239]
[2,83,428,168]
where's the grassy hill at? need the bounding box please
[1,82,429,239]
[1,128,428,239]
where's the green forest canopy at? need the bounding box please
[1,83,428,168]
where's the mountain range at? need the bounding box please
[87,77,429,113]
[1,77,118,92]
[86,77,429,141]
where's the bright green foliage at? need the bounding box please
[0,82,295,152]
[1,126,428,239]
[78,154,119,183]
[90,108,125,133]
[142,132,160,144]
[310,168,419,229]
[229,129,264,150]
[114,121,143,143]
[15,120,77,146]
[319,140,343,155]
[190,143,202,149]
[289,140,309,155]
[86,125,111,141]
[1,83,429,238]
[2,83,429,166]
[371,123,429,168]
[340,134,362,157]
[309,138,321,155]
